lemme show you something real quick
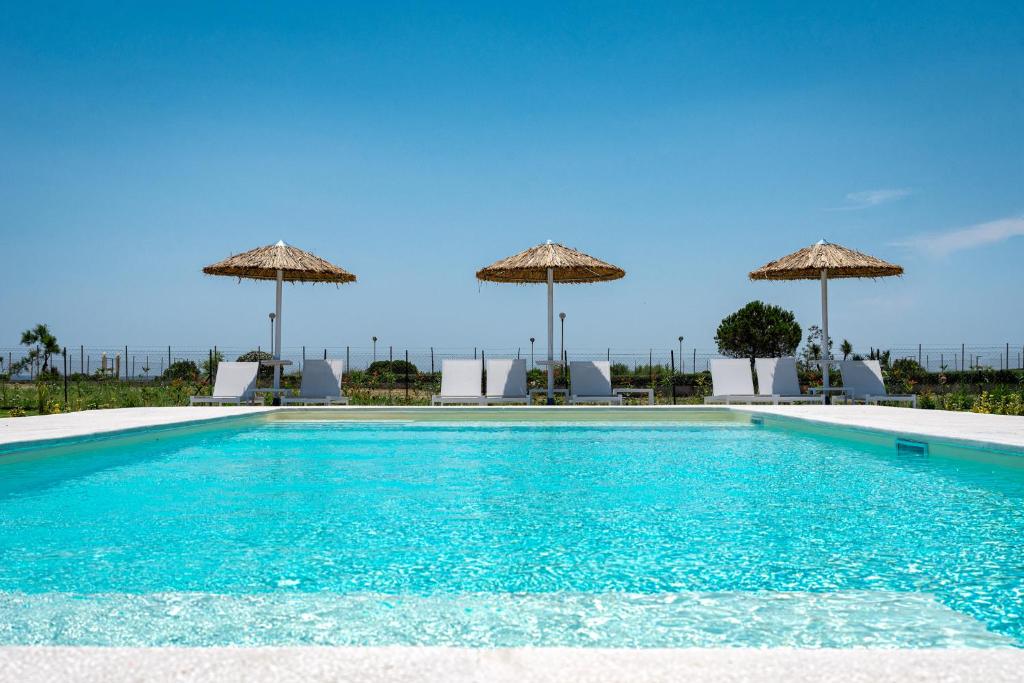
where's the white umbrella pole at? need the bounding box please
[546,267,555,405]
[820,269,830,394]
[273,269,283,392]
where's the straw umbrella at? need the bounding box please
[203,241,356,396]
[749,240,902,394]
[477,241,625,404]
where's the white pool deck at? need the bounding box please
[2,403,1024,453]
[2,404,1023,681]
[1,647,1023,683]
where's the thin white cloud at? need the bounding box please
[827,188,912,211]
[893,215,1024,257]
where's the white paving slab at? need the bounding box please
[1,646,1022,683]
[742,404,1024,453]
[0,406,273,448]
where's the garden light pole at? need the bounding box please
[372,337,378,363]
[678,336,684,373]
[268,313,276,356]
[559,312,566,365]
[530,337,535,370]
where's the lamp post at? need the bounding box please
[372,337,378,364]
[268,313,276,356]
[559,312,566,365]
[530,337,535,370]
[678,336,684,373]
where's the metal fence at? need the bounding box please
[2,343,1023,380]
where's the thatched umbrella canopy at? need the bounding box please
[203,241,357,283]
[203,241,356,396]
[749,240,903,393]
[476,241,625,284]
[477,241,625,403]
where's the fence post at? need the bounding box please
[63,347,68,404]
[80,345,84,375]
[430,347,434,375]
[324,348,327,360]
[961,343,965,374]
[125,345,129,380]
[346,346,350,371]
[918,344,921,366]
[565,350,570,392]
[693,349,696,373]
[168,346,172,371]
[209,349,213,384]
[671,349,675,374]
[405,350,410,401]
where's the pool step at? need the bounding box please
[0,590,1011,648]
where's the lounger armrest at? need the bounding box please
[865,394,917,408]
[613,388,655,405]
[431,395,485,405]
[190,395,244,405]
[569,395,624,405]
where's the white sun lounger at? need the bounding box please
[704,358,778,405]
[568,361,624,405]
[431,359,484,405]
[839,360,917,408]
[755,357,825,404]
[189,362,259,406]
[281,359,349,405]
[485,359,530,404]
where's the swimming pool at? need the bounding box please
[1,413,1022,647]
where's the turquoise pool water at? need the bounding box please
[1,418,1022,647]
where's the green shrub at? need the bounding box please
[367,360,419,376]
[162,360,200,382]
[889,358,927,383]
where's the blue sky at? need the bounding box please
[1,2,1022,354]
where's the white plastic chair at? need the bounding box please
[189,362,259,406]
[281,359,348,405]
[754,357,824,404]
[839,360,917,408]
[704,358,776,405]
[568,361,623,405]
[431,359,484,405]
[485,359,529,404]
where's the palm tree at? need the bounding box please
[840,339,853,360]
[16,324,60,375]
